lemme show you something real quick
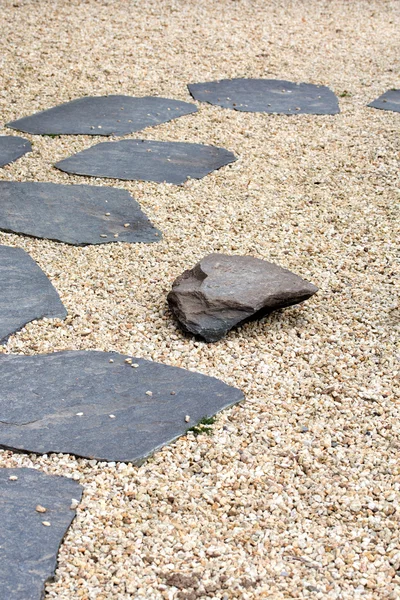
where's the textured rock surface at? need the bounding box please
[0,135,31,167]
[0,467,82,600]
[0,246,67,344]
[188,78,340,115]
[168,254,318,342]
[0,181,161,245]
[368,89,400,113]
[0,350,243,462]
[55,139,237,184]
[7,95,198,136]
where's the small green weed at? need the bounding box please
[43,134,59,139]
[339,90,352,98]
[187,415,217,437]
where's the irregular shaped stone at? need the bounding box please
[167,253,318,342]
[368,89,400,113]
[7,95,198,136]
[0,136,31,167]
[0,350,243,462]
[55,139,237,185]
[0,467,83,600]
[0,181,161,245]
[188,78,340,115]
[0,246,67,344]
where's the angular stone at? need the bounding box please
[0,246,67,344]
[0,182,161,245]
[0,136,31,167]
[0,350,243,462]
[188,78,340,115]
[0,467,82,600]
[55,139,237,185]
[7,95,198,136]
[368,89,400,113]
[167,254,318,342]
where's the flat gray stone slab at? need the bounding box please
[0,182,161,245]
[7,95,198,136]
[0,467,82,600]
[188,78,340,115]
[0,246,67,344]
[55,139,237,185]
[0,136,31,167]
[368,89,400,113]
[168,253,318,342]
[0,350,243,462]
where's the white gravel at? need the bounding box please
[0,0,399,598]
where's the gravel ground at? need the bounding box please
[1,1,399,598]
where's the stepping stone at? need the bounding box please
[368,89,400,113]
[0,350,243,462]
[0,467,83,600]
[0,182,161,245]
[7,95,198,136]
[55,139,237,185]
[168,253,318,342]
[0,136,31,167]
[0,246,67,344]
[188,78,340,115]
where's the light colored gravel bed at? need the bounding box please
[1,0,399,598]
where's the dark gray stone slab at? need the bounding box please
[0,182,161,245]
[7,95,198,136]
[0,136,31,167]
[188,78,340,115]
[368,89,400,113]
[0,245,67,344]
[0,467,83,600]
[168,253,318,342]
[55,139,237,185]
[0,350,243,462]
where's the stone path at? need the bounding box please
[0,245,67,344]
[0,350,243,463]
[0,181,161,245]
[0,468,82,600]
[0,79,324,593]
[0,135,31,168]
[0,2,398,595]
[368,89,400,113]
[0,72,397,595]
[188,78,340,114]
[7,95,197,136]
[55,139,237,184]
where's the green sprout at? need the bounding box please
[187,415,217,437]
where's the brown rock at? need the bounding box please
[168,254,318,342]
[164,572,199,590]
